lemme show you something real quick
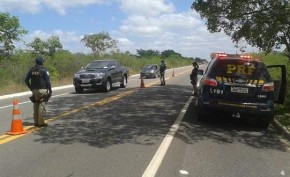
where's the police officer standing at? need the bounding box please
[190,61,199,95]
[25,56,52,127]
[159,60,166,85]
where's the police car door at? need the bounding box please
[267,65,286,104]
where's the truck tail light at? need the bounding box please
[262,82,274,92]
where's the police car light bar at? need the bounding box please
[213,52,254,59]
[211,52,227,59]
[216,53,228,57]
[240,54,253,59]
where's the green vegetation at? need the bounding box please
[0,13,27,54]
[28,36,63,56]
[0,50,194,95]
[81,32,117,55]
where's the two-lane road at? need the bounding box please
[0,65,289,177]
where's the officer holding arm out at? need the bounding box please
[25,56,52,127]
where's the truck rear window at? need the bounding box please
[209,59,271,81]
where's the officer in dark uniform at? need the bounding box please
[159,60,166,85]
[25,56,52,127]
[190,61,199,95]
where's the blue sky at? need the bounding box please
[0,0,259,59]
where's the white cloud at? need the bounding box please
[0,0,41,14]
[42,0,106,15]
[115,6,260,59]
[118,0,175,17]
[119,11,202,36]
[0,0,106,15]
[6,0,260,59]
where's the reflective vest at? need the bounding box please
[30,66,47,89]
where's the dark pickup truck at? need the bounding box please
[73,59,129,93]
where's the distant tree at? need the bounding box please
[136,49,160,58]
[161,49,181,58]
[46,36,63,55]
[27,36,63,56]
[27,37,46,55]
[191,0,290,60]
[125,51,131,55]
[81,32,117,55]
[0,12,27,56]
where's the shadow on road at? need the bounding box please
[29,84,289,152]
[179,99,290,152]
[32,85,192,148]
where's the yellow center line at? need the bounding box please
[45,90,134,123]
[0,90,135,145]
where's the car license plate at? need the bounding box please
[81,79,90,83]
[81,84,91,87]
[231,87,248,93]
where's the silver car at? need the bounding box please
[140,64,160,78]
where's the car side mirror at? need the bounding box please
[197,69,204,75]
[81,66,85,70]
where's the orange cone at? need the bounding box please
[172,69,175,77]
[6,100,27,135]
[140,77,145,88]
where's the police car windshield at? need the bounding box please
[85,61,109,69]
[210,59,270,80]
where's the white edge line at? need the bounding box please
[0,74,139,100]
[0,85,74,100]
[142,96,193,177]
[0,93,69,109]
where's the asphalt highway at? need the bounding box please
[0,65,289,177]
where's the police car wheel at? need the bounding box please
[196,105,206,121]
[255,116,271,129]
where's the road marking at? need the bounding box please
[0,85,73,100]
[0,93,69,109]
[45,90,134,123]
[142,95,193,177]
[0,69,189,145]
[0,66,192,101]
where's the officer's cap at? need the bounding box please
[35,56,44,65]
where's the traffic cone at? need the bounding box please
[6,100,27,135]
[140,77,145,88]
[172,69,175,77]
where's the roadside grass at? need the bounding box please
[0,51,193,95]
